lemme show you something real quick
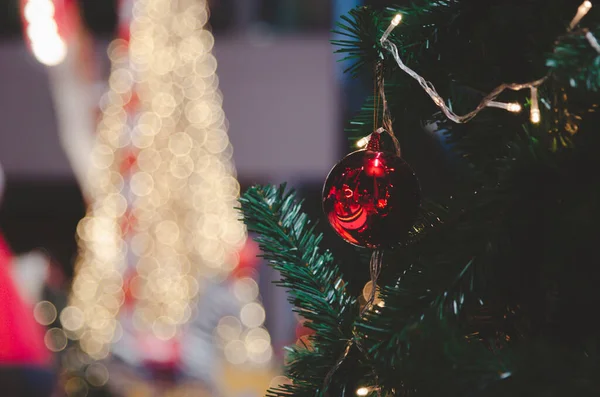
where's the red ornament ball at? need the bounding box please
[322,148,420,248]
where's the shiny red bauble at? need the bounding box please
[322,148,420,248]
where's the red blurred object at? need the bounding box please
[124,91,140,114]
[121,269,137,308]
[322,134,420,248]
[0,232,51,366]
[295,321,315,339]
[120,209,137,236]
[117,0,133,43]
[230,237,261,279]
[119,149,139,175]
[46,256,67,290]
[138,333,181,381]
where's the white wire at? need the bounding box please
[378,1,592,124]
[380,38,544,123]
[586,31,600,54]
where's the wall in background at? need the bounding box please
[0,34,338,184]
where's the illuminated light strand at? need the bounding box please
[570,1,592,30]
[487,101,522,113]
[356,387,370,396]
[355,127,384,148]
[356,136,369,148]
[61,41,132,359]
[64,0,273,365]
[356,386,380,396]
[530,86,541,124]
[127,0,246,340]
[380,27,545,123]
[379,2,593,125]
[380,13,402,42]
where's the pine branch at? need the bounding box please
[331,7,386,76]
[547,26,600,92]
[332,3,466,148]
[239,185,357,396]
[331,3,457,77]
[238,4,600,397]
[353,179,523,393]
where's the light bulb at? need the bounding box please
[530,109,541,124]
[381,14,403,42]
[570,1,593,30]
[391,14,402,26]
[356,387,370,396]
[530,86,540,124]
[356,136,369,148]
[486,101,522,113]
[506,103,522,113]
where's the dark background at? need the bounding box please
[0,0,335,38]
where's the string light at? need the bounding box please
[380,16,544,123]
[391,14,402,26]
[381,13,402,42]
[379,2,593,125]
[487,101,522,113]
[355,127,384,148]
[530,87,541,124]
[570,1,592,30]
[64,0,272,365]
[356,136,369,148]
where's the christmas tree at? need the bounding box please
[239,1,600,396]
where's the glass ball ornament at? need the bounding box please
[322,138,420,248]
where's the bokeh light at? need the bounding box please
[45,327,68,352]
[240,302,266,329]
[64,0,272,367]
[224,340,247,365]
[65,377,89,397]
[232,277,259,303]
[23,0,67,66]
[362,280,384,307]
[34,300,57,326]
[85,363,110,387]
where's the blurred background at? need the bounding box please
[0,0,422,396]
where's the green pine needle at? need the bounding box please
[239,185,358,396]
